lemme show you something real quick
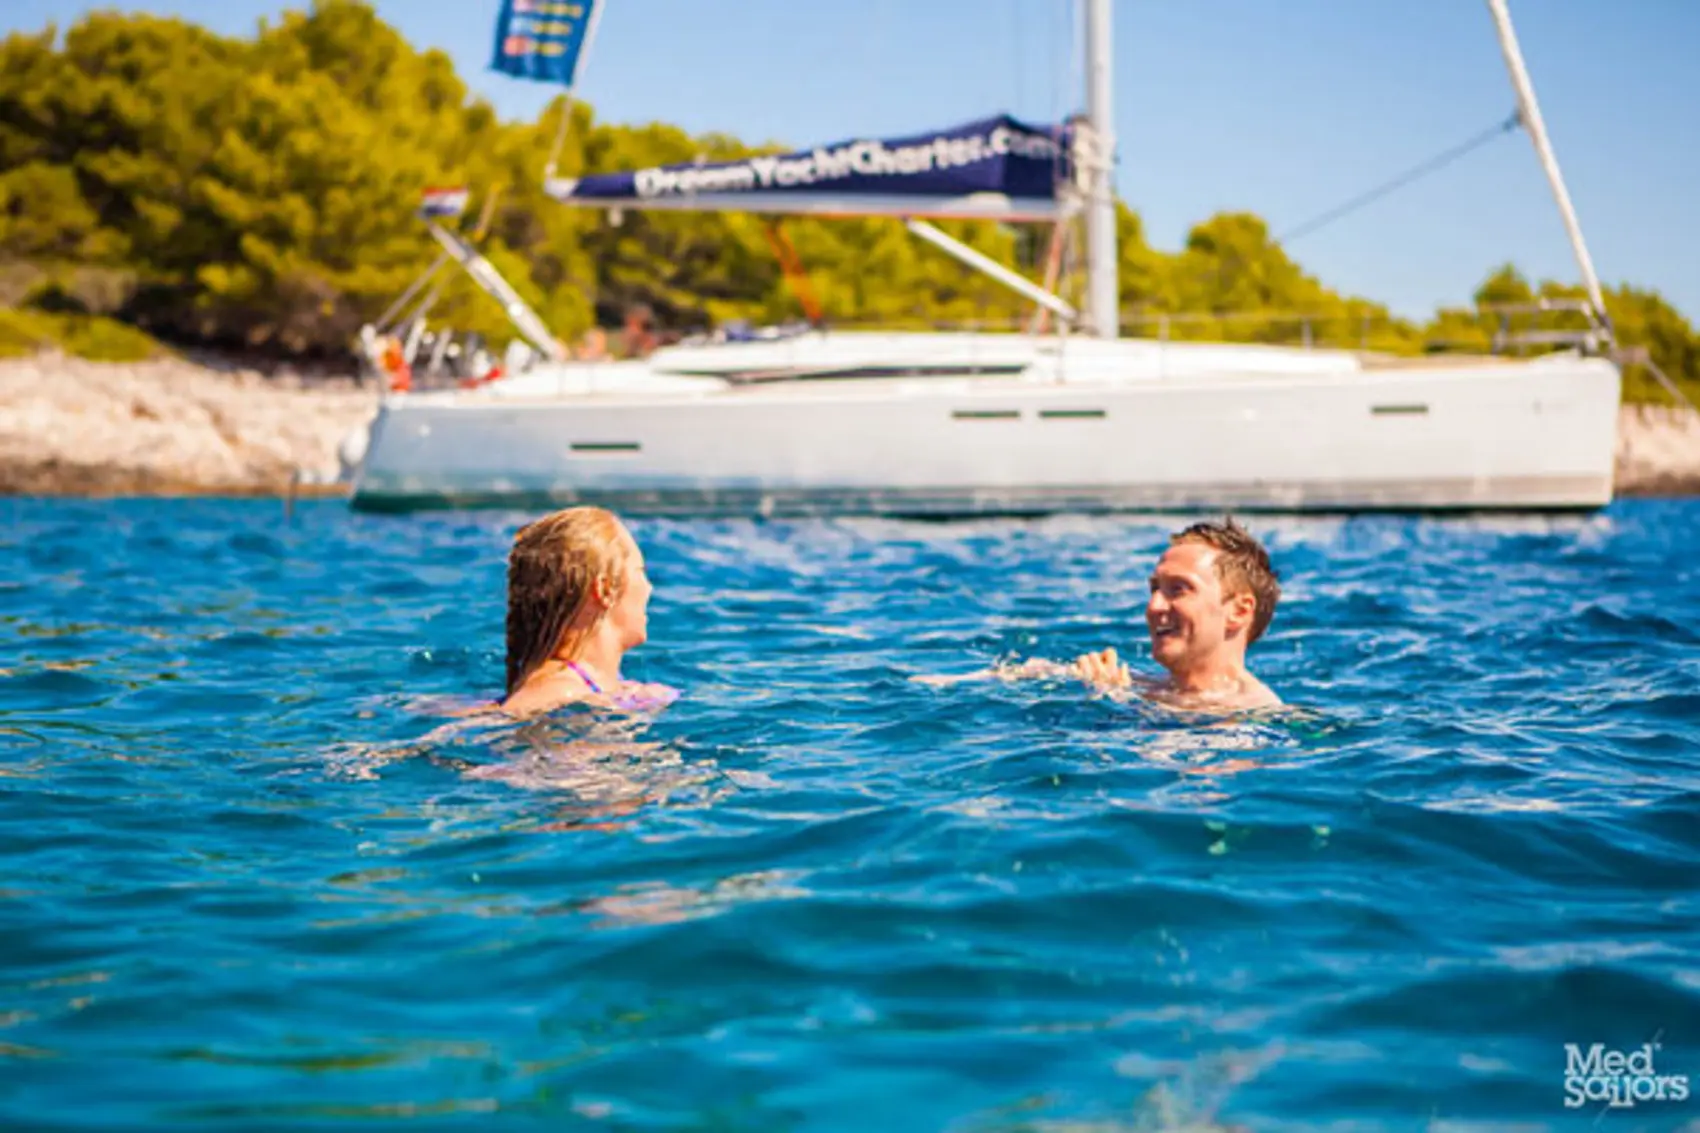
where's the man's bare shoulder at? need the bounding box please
[1237,673,1282,710]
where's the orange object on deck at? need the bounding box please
[382,338,412,392]
[763,219,824,326]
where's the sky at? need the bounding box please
[9,0,1699,320]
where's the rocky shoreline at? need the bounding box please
[1613,401,1700,497]
[0,353,377,498]
[3,353,1697,499]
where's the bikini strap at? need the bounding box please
[565,660,603,694]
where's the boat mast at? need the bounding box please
[1483,0,1610,338]
[1083,0,1118,339]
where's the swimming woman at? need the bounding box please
[500,506,677,717]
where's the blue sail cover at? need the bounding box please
[546,115,1074,221]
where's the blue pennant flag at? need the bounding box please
[491,0,601,87]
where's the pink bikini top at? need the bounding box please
[566,661,680,712]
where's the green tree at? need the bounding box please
[0,0,1693,400]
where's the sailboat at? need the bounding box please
[344,0,1622,516]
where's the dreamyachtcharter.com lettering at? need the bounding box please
[632,126,1063,198]
[1564,1042,1689,1109]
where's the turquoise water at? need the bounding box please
[3,498,1698,1131]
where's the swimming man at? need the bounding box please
[1072,518,1282,710]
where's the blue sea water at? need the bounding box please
[2,497,1698,1132]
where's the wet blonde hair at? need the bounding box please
[504,507,631,696]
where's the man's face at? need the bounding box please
[1146,541,1247,673]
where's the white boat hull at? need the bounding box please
[349,347,1622,515]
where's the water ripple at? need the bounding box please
[0,497,1697,1130]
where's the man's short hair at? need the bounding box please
[1171,518,1281,644]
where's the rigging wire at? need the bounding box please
[1045,0,1058,124]
[1012,0,1024,116]
[1277,110,1523,245]
[1069,0,1083,117]
[1055,0,1082,310]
